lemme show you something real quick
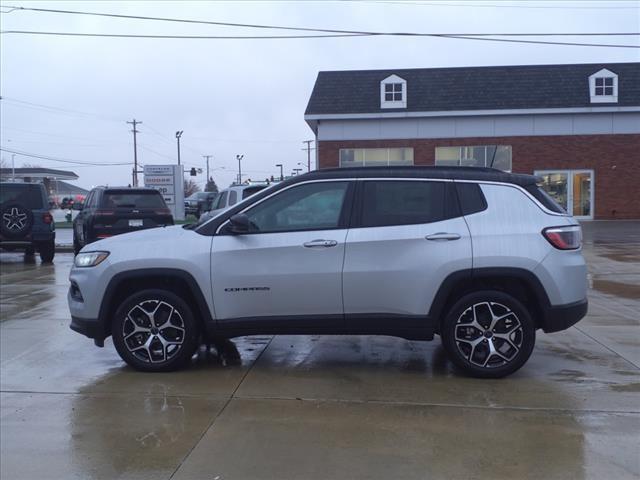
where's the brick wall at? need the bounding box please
[317,134,640,219]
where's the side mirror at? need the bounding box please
[228,213,250,234]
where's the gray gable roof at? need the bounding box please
[305,62,640,115]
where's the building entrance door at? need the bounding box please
[535,170,594,220]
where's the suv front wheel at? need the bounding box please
[112,289,200,372]
[441,291,535,378]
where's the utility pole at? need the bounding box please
[203,155,212,183]
[276,163,283,181]
[176,130,184,165]
[302,139,314,172]
[11,154,16,182]
[236,154,244,184]
[127,119,141,186]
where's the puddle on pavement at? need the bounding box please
[610,382,640,392]
[592,278,640,300]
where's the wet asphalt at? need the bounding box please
[1,222,639,480]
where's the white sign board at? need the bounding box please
[143,164,185,220]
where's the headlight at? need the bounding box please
[74,251,110,268]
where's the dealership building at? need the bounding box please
[305,62,640,219]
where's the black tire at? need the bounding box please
[73,232,81,256]
[441,290,535,378]
[112,289,200,372]
[38,240,55,263]
[1,203,33,239]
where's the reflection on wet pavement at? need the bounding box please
[1,221,639,480]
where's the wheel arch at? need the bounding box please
[98,268,214,340]
[429,267,552,332]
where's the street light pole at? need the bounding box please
[236,154,244,184]
[175,130,183,165]
[276,164,283,181]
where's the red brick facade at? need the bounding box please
[317,134,640,219]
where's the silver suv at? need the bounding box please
[68,167,587,378]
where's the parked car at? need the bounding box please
[198,182,270,222]
[72,187,173,255]
[184,191,218,218]
[0,182,56,262]
[68,166,587,377]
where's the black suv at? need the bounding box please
[0,182,55,262]
[73,187,173,254]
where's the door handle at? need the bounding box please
[303,239,338,248]
[426,232,461,241]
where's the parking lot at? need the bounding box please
[1,222,639,480]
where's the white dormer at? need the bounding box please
[589,68,618,104]
[380,74,407,109]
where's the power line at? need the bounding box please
[3,30,637,47]
[0,96,122,122]
[3,4,638,34]
[358,0,640,9]
[0,147,133,166]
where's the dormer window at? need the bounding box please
[380,74,407,109]
[589,68,618,103]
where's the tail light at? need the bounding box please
[42,212,53,224]
[542,225,582,250]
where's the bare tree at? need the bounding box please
[183,179,201,197]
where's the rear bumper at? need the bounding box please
[70,316,106,347]
[541,298,588,333]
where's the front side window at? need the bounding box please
[216,191,228,209]
[360,181,446,228]
[339,148,414,167]
[435,145,512,172]
[245,182,349,233]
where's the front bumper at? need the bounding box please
[70,316,106,347]
[541,298,588,333]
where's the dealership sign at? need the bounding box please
[143,164,185,220]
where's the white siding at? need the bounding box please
[317,112,640,141]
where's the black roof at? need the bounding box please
[305,62,640,115]
[298,166,538,186]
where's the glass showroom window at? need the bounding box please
[339,148,414,167]
[435,145,512,172]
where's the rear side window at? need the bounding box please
[228,190,238,206]
[525,185,567,214]
[243,185,267,199]
[456,183,488,216]
[102,190,166,208]
[0,184,45,209]
[360,181,447,227]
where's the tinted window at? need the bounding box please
[228,190,238,206]
[245,182,349,233]
[242,185,267,199]
[525,184,566,214]
[456,183,487,216]
[0,184,44,209]
[102,190,166,208]
[361,181,446,227]
[216,191,228,209]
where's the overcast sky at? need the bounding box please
[1,0,639,190]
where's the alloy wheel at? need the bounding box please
[454,301,524,369]
[122,300,186,364]
[2,206,29,231]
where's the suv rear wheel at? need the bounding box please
[37,240,55,263]
[441,290,535,378]
[112,289,200,372]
